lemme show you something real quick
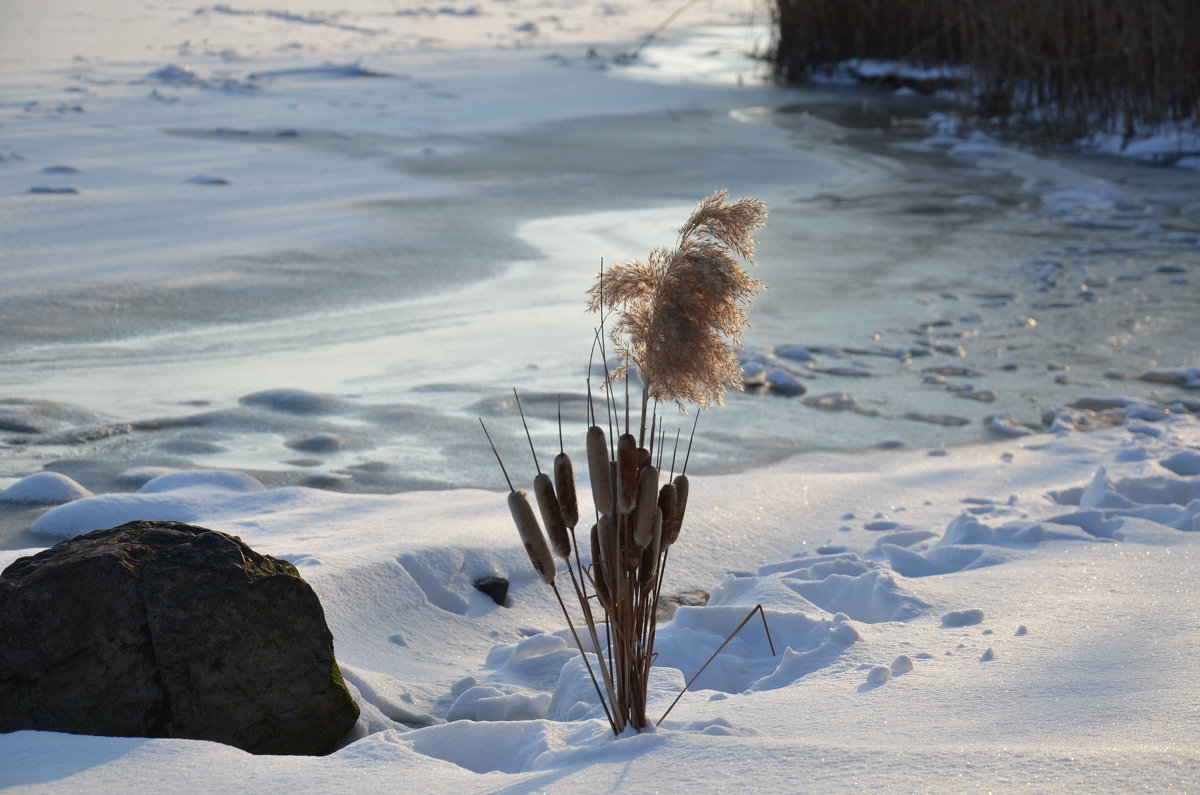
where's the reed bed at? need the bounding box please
[769,0,1200,141]
[484,191,770,733]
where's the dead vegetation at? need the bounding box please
[484,192,770,733]
[769,0,1200,143]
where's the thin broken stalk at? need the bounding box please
[656,604,776,726]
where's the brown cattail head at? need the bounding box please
[633,465,659,547]
[587,425,613,516]
[597,513,620,586]
[621,516,642,572]
[553,452,579,529]
[616,433,638,513]
[665,473,689,546]
[509,489,555,585]
[587,190,767,407]
[589,521,611,609]
[534,472,571,560]
[657,482,677,542]
[638,509,662,591]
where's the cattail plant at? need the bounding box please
[485,191,770,734]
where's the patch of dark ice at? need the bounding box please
[251,62,396,80]
[922,364,982,378]
[239,388,348,415]
[774,344,817,363]
[286,432,348,453]
[904,412,970,427]
[802,392,880,416]
[196,5,384,36]
[186,175,230,185]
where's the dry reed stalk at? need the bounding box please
[487,191,768,734]
[769,0,1200,144]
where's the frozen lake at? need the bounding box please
[2,18,1198,543]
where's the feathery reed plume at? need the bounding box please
[587,190,767,407]
[487,192,773,735]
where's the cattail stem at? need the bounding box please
[479,418,513,492]
[552,582,619,735]
[682,410,700,476]
[637,387,651,448]
[513,388,540,474]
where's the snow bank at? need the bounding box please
[4,407,1199,790]
[0,472,92,505]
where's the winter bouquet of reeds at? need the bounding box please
[483,191,769,734]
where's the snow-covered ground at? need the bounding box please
[4,413,1200,790]
[2,0,1199,791]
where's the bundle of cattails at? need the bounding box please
[483,191,767,734]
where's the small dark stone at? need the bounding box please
[474,576,509,606]
[656,589,710,623]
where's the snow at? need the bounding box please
[4,415,1200,790]
[1084,126,1200,168]
[3,0,1200,790]
[0,473,92,505]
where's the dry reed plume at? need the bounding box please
[587,190,767,407]
[484,191,771,734]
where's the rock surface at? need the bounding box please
[473,576,509,606]
[0,520,358,755]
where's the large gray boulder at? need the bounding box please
[0,520,359,755]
